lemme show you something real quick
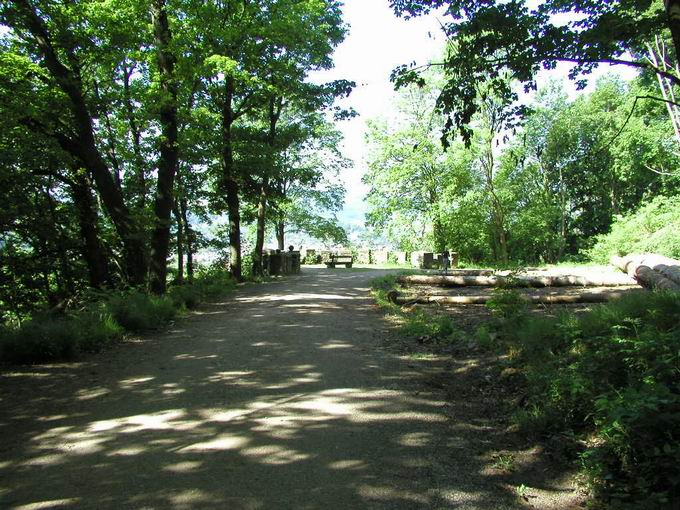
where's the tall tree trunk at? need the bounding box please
[13,0,147,285]
[221,76,243,281]
[173,204,184,285]
[665,0,680,62]
[70,171,111,288]
[253,95,283,277]
[253,176,269,276]
[276,218,285,251]
[122,60,147,209]
[180,196,195,283]
[149,0,179,295]
[43,185,74,298]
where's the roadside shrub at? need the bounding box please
[588,195,680,263]
[73,309,124,352]
[0,268,239,364]
[491,291,680,507]
[104,290,175,331]
[0,308,124,363]
[168,284,202,310]
[0,314,79,363]
[371,274,461,344]
[194,266,236,300]
[399,310,458,344]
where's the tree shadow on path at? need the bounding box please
[0,268,576,509]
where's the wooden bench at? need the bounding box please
[325,253,353,268]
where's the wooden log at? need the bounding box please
[397,273,636,288]
[390,290,640,306]
[611,254,680,291]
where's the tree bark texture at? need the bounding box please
[221,76,242,281]
[276,219,285,251]
[179,196,194,283]
[253,95,283,277]
[665,0,680,62]
[149,0,179,295]
[173,204,184,285]
[71,171,111,288]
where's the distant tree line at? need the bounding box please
[364,74,680,264]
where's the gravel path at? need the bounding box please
[0,269,569,509]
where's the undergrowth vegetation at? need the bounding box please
[588,195,680,262]
[0,266,236,364]
[372,272,680,508]
[481,289,680,509]
[371,274,460,345]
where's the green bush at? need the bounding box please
[0,309,124,363]
[491,291,680,507]
[193,266,237,299]
[0,315,79,363]
[73,309,124,352]
[588,195,680,263]
[371,274,460,344]
[167,284,202,310]
[104,290,176,332]
[0,268,238,364]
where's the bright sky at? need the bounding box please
[310,1,447,231]
[311,0,638,239]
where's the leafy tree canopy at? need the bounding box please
[390,0,680,144]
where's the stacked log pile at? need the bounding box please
[390,291,635,306]
[389,265,645,307]
[397,273,636,288]
[610,254,680,291]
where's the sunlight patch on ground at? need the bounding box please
[173,354,218,361]
[328,459,366,470]
[106,446,146,457]
[291,396,353,416]
[241,444,310,465]
[178,434,250,453]
[162,461,203,473]
[1,372,53,379]
[236,293,355,303]
[357,485,430,505]
[318,342,353,350]
[20,454,65,467]
[36,415,68,422]
[75,387,110,401]
[88,409,191,433]
[398,432,432,447]
[168,489,213,507]
[118,376,155,389]
[13,498,80,510]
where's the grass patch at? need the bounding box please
[104,290,176,332]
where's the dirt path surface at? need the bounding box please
[0,269,572,509]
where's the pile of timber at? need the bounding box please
[397,273,636,288]
[390,265,646,306]
[388,290,639,306]
[610,254,680,291]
